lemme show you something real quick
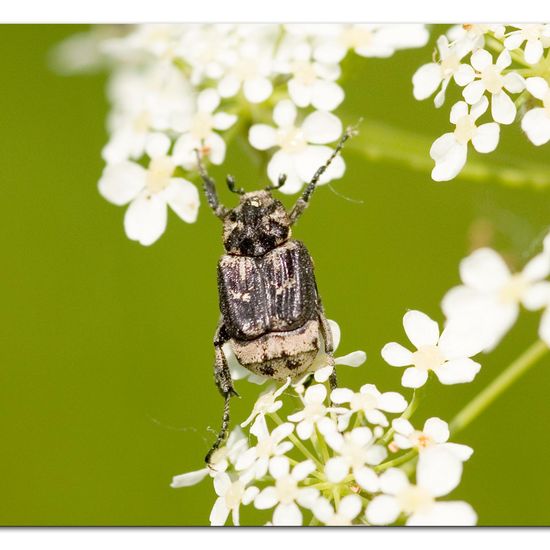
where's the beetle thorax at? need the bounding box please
[222,190,291,256]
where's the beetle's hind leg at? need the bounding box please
[205,321,238,465]
[318,307,338,392]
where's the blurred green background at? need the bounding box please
[1,24,550,526]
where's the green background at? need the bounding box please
[1,25,550,526]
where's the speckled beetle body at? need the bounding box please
[196,129,353,464]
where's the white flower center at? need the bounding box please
[291,60,317,85]
[341,26,372,50]
[146,156,174,194]
[481,64,504,94]
[275,475,299,505]
[499,273,528,304]
[341,436,371,469]
[412,346,445,372]
[440,53,460,78]
[397,485,434,515]
[350,392,377,412]
[190,111,214,140]
[454,114,477,145]
[133,111,151,133]
[410,431,433,449]
[235,58,259,80]
[224,480,245,510]
[256,437,275,459]
[277,127,307,154]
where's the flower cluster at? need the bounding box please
[54,24,429,245]
[413,24,550,181]
[172,320,477,526]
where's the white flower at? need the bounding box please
[413,35,475,108]
[235,417,294,479]
[248,100,345,194]
[170,426,248,487]
[504,24,550,65]
[98,142,200,246]
[462,49,524,125]
[323,426,383,491]
[314,24,428,64]
[172,88,236,169]
[312,494,363,525]
[254,456,319,526]
[102,65,194,163]
[430,96,499,181]
[309,320,367,384]
[381,310,484,388]
[277,42,344,111]
[209,471,259,526]
[287,384,333,439]
[442,245,550,351]
[522,77,550,146]
[391,417,473,461]
[330,384,407,429]
[217,36,275,103]
[366,447,477,526]
[241,378,292,433]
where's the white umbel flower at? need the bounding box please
[312,494,363,525]
[98,142,200,246]
[254,456,319,526]
[209,471,259,526]
[235,417,294,479]
[287,384,333,439]
[241,378,292,432]
[381,310,484,388]
[172,88,236,169]
[248,100,344,194]
[314,24,429,63]
[430,96,499,181]
[330,384,407,429]
[504,24,550,65]
[461,49,524,125]
[412,35,475,108]
[366,447,477,526]
[323,426,383,491]
[391,417,473,461]
[170,426,248,487]
[522,77,550,145]
[442,245,550,351]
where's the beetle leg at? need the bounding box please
[195,148,228,220]
[205,321,238,465]
[289,126,356,225]
[318,307,338,392]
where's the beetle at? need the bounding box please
[196,128,354,464]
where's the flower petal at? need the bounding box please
[366,495,401,525]
[412,63,442,100]
[334,350,367,367]
[402,367,428,388]
[522,108,550,146]
[162,179,199,223]
[249,124,277,150]
[423,417,449,443]
[381,342,413,366]
[403,310,440,348]
[491,91,516,125]
[430,133,467,181]
[170,467,209,488]
[273,502,302,526]
[434,357,481,385]
[98,162,146,206]
[417,446,463,497]
[407,501,477,526]
[472,122,500,153]
[302,111,342,144]
[124,193,167,246]
[459,247,511,291]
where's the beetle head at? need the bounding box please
[223,191,291,256]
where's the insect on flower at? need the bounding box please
[196,127,356,464]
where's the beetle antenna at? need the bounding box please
[265,173,287,191]
[195,147,228,220]
[289,121,360,224]
[226,175,245,195]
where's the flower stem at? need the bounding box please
[450,340,549,435]
[375,449,418,473]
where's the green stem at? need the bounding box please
[375,449,418,473]
[450,340,549,435]
[270,412,323,469]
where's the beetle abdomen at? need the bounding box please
[218,240,317,340]
[231,319,320,380]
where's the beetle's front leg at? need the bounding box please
[318,306,337,392]
[205,320,238,465]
